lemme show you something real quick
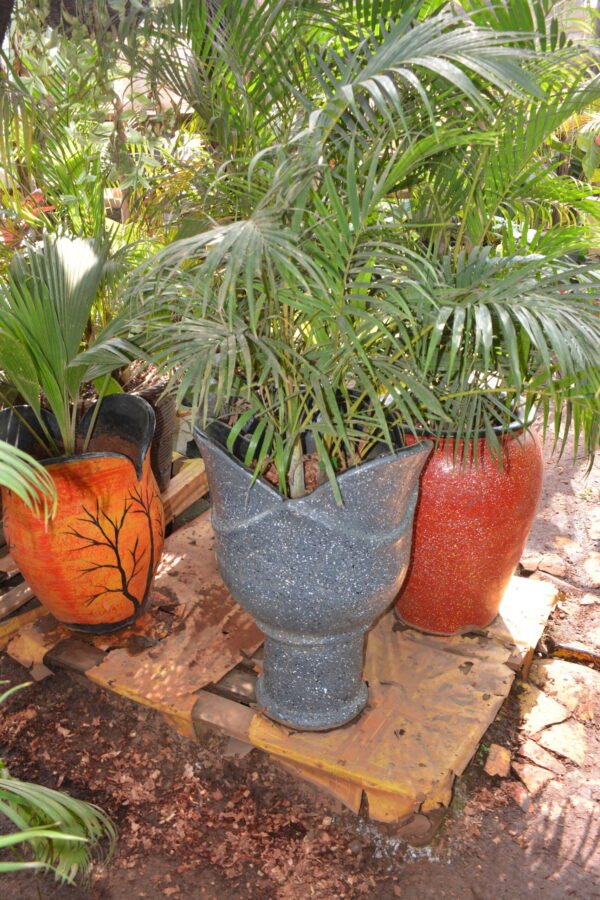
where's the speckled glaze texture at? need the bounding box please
[395,430,544,636]
[195,425,431,731]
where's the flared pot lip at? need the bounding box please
[194,422,432,505]
[0,394,156,479]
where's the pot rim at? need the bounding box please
[0,395,156,480]
[194,421,432,505]
[403,404,537,441]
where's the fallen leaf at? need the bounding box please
[484,744,511,777]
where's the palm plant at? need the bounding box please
[111,0,346,231]
[131,3,600,498]
[0,234,142,458]
[405,247,600,456]
[378,2,600,456]
[0,1,170,277]
[0,441,56,516]
[0,682,116,882]
[0,3,114,243]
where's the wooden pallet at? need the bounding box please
[0,491,558,827]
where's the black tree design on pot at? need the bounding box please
[65,483,164,613]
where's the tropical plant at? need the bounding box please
[0,3,115,242]
[0,0,170,290]
[0,233,143,458]
[0,682,116,881]
[128,2,600,500]
[115,0,344,231]
[0,440,56,516]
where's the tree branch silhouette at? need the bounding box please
[65,484,163,615]
[66,499,144,612]
[128,483,164,603]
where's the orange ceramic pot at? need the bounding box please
[0,396,164,633]
[395,428,544,635]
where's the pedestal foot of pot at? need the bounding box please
[255,627,369,731]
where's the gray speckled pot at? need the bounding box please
[195,424,431,731]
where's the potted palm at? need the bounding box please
[395,248,599,634]
[131,8,554,728]
[391,1,600,634]
[0,235,164,633]
[0,353,116,882]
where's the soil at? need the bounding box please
[262,453,327,494]
[0,435,598,899]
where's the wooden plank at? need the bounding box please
[7,613,67,668]
[44,638,106,674]
[163,711,197,740]
[0,605,44,648]
[0,554,18,577]
[277,759,363,815]
[364,786,419,824]
[552,641,600,668]
[0,582,35,621]
[161,458,208,523]
[192,691,254,743]
[88,593,262,719]
[208,668,257,704]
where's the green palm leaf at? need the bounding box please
[0,441,57,517]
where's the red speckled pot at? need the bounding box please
[395,429,544,635]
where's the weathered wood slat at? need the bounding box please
[161,458,208,523]
[208,668,257,704]
[0,554,18,578]
[0,582,34,620]
[552,641,600,668]
[192,691,254,743]
[44,638,106,674]
[0,606,44,648]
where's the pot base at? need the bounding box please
[255,677,368,732]
[61,609,146,635]
[394,607,496,637]
[255,626,369,732]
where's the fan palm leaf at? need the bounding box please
[0,441,57,517]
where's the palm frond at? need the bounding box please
[0,441,57,517]
[0,773,116,883]
[0,679,116,882]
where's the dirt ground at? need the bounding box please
[0,437,598,900]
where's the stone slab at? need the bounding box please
[529,658,599,722]
[538,720,588,766]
